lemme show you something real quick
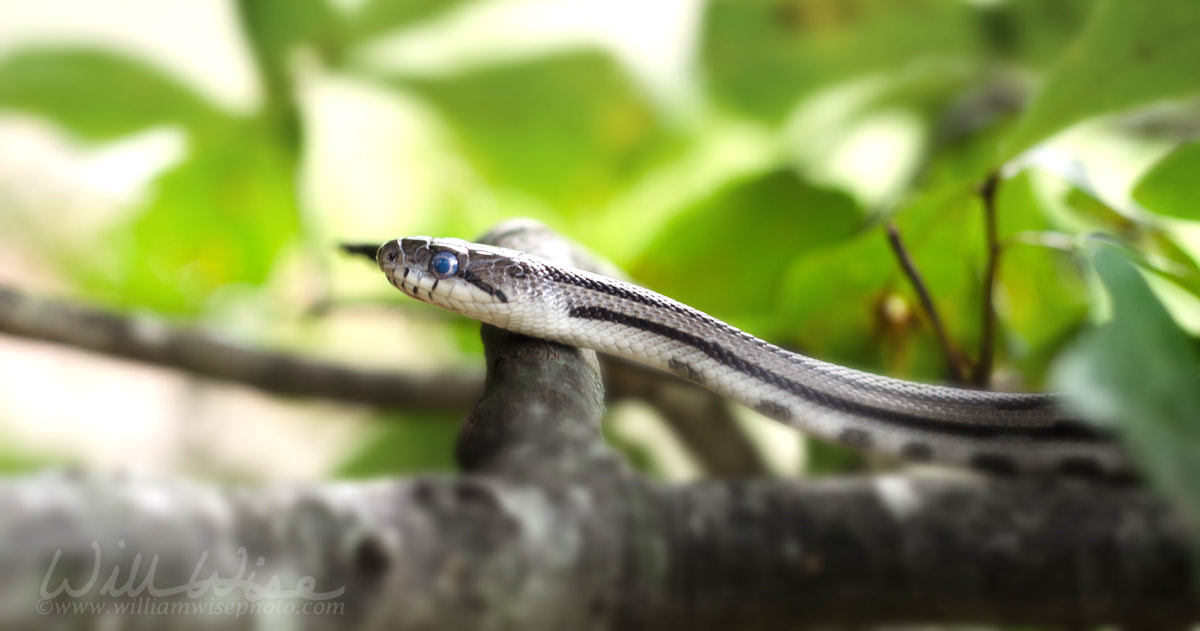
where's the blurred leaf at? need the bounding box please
[979,0,1096,68]
[1062,186,1138,233]
[1041,172,1200,302]
[1144,231,1200,289]
[775,173,1085,388]
[69,125,300,312]
[805,441,866,476]
[1133,141,1200,221]
[237,0,345,103]
[706,0,1093,125]
[336,414,459,477]
[703,0,979,122]
[992,172,1089,384]
[1081,237,1200,305]
[1004,0,1200,160]
[347,0,480,40]
[1051,247,1200,542]
[778,228,898,369]
[0,48,228,141]
[396,51,672,214]
[631,170,861,329]
[917,86,1023,187]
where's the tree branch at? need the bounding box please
[884,222,969,382]
[0,221,1194,629]
[971,169,1002,387]
[2,324,1193,629]
[0,285,483,411]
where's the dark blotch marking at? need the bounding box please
[568,305,1111,443]
[431,279,439,293]
[838,428,873,449]
[901,442,933,461]
[755,400,791,421]
[970,453,1018,476]
[667,358,705,384]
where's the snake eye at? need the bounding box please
[430,251,459,279]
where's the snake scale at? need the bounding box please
[372,225,1129,479]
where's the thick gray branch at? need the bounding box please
[1,429,1193,629]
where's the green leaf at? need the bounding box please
[700,0,1093,124]
[980,0,1099,68]
[236,0,345,118]
[335,414,459,477]
[805,441,866,476]
[631,170,861,330]
[702,0,979,122]
[1004,0,1200,160]
[777,228,900,370]
[1133,141,1200,221]
[783,180,999,375]
[1032,167,1200,302]
[1051,247,1200,542]
[347,0,481,41]
[67,124,300,313]
[992,172,1090,383]
[395,51,672,214]
[0,48,228,141]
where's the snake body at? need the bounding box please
[376,235,1130,478]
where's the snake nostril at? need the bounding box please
[377,241,401,266]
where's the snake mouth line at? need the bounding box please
[389,267,430,304]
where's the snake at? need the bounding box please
[373,230,1130,479]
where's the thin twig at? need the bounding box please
[972,170,1002,387]
[0,285,483,411]
[884,222,968,383]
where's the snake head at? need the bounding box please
[377,237,521,319]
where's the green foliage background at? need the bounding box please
[0,0,1197,525]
